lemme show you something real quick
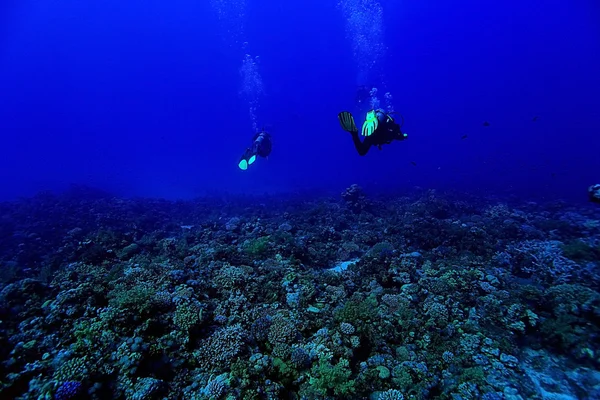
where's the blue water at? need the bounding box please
[1,0,599,201]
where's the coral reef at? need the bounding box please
[0,185,599,399]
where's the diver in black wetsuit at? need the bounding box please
[338,109,407,156]
[238,130,272,170]
[589,184,600,204]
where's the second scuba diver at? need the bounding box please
[238,130,272,170]
[338,109,407,156]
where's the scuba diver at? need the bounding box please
[238,130,272,170]
[338,109,407,156]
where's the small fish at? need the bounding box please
[461,135,468,140]
[532,116,539,121]
[483,121,490,127]
[410,161,417,167]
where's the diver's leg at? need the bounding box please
[351,132,371,156]
[238,148,255,170]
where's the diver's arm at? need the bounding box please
[351,131,372,156]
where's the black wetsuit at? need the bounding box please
[351,110,405,156]
[252,131,272,158]
[239,131,272,167]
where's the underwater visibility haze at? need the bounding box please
[1,0,600,399]
[0,0,598,199]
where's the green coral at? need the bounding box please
[376,365,391,380]
[72,317,115,353]
[54,357,89,382]
[273,357,297,385]
[369,241,395,258]
[391,366,413,392]
[545,284,600,314]
[458,366,486,386]
[117,243,140,260]
[243,236,271,256]
[230,359,252,389]
[108,283,157,314]
[214,265,249,289]
[309,358,355,396]
[268,313,298,345]
[173,301,203,333]
[538,284,600,361]
[334,293,378,328]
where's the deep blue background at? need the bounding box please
[1,0,599,201]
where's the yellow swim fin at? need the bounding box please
[338,111,358,133]
[362,110,379,137]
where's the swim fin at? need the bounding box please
[362,110,379,137]
[239,148,256,171]
[338,111,358,134]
